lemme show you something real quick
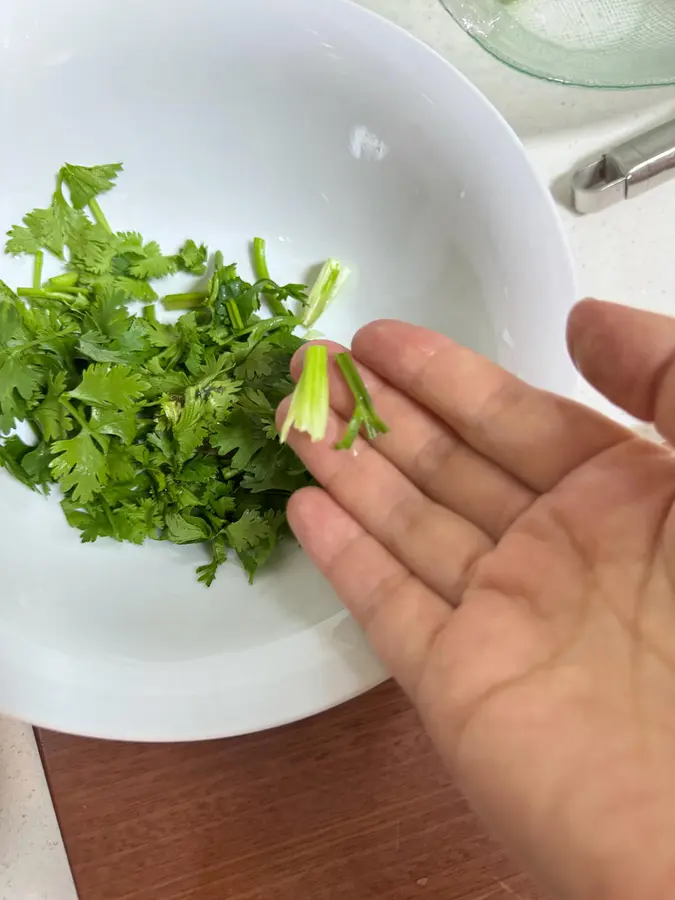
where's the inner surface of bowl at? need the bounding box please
[440,0,675,87]
[0,0,575,738]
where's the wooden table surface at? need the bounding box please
[36,682,541,900]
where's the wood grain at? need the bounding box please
[36,682,541,900]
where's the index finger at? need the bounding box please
[351,320,631,493]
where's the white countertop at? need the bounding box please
[2,2,675,898]
[0,719,75,899]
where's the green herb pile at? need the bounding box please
[0,163,371,584]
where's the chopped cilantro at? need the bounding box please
[0,163,386,584]
[175,239,208,275]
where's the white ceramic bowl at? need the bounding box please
[0,0,576,740]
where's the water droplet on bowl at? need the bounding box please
[349,125,389,162]
[501,328,515,349]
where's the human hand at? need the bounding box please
[277,300,675,900]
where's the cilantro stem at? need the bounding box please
[142,304,157,322]
[335,354,369,409]
[59,397,89,431]
[251,237,291,318]
[205,251,225,307]
[162,292,208,310]
[100,497,118,539]
[33,251,44,290]
[88,198,112,233]
[303,260,350,328]
[44,273,79,291]
[334,352,389,449]
[223,315,299,346]
[5,338,43,357]
[280,344,329,443]
[17,288,79,302]
[43,286,81,295]
[265,292,289,318]
[253,237,270,281]
[226,299,244,331]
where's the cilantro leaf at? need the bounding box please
[226,508,273,554]
[162,389,210,465]
[196,536,228,587]
[69,364,149,409]
[32,372,72,441]
[165,510,211,544]
[210,413,267,470]
[60,163,123,210]
[235,342,274,380]
[0,354,43,420]
[50,428,109,501]
[175,239,208,275]
[105,441,138,482]
[21,441,53,491]
[0,285,28,345]
[61,495,158,545]
[85,287,130,337]
[78,334,134,364]
[66,217,118,275]
[16,189,84,258]
[60,499,113,543]
[90,406,138,444]
[179,456,220,483]
[128,241,177,280]
[110,498,163,544]
[226,509,285,582]
[0,436,44,491]
[115,231,145,255]
[0,279,19,305]
[86,273,158,302]
[5,225,42,256]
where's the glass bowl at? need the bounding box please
[439,0,675,88]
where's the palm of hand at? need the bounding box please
[277,307,675,900]
[436,437,675,900]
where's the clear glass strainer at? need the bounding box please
[439,0,675,88]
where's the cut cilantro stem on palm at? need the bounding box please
[0,161,386,585]
[280,345,329,444]
[334,352,389,449]
[280,346,388,450]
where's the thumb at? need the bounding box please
[567,299,675,444]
